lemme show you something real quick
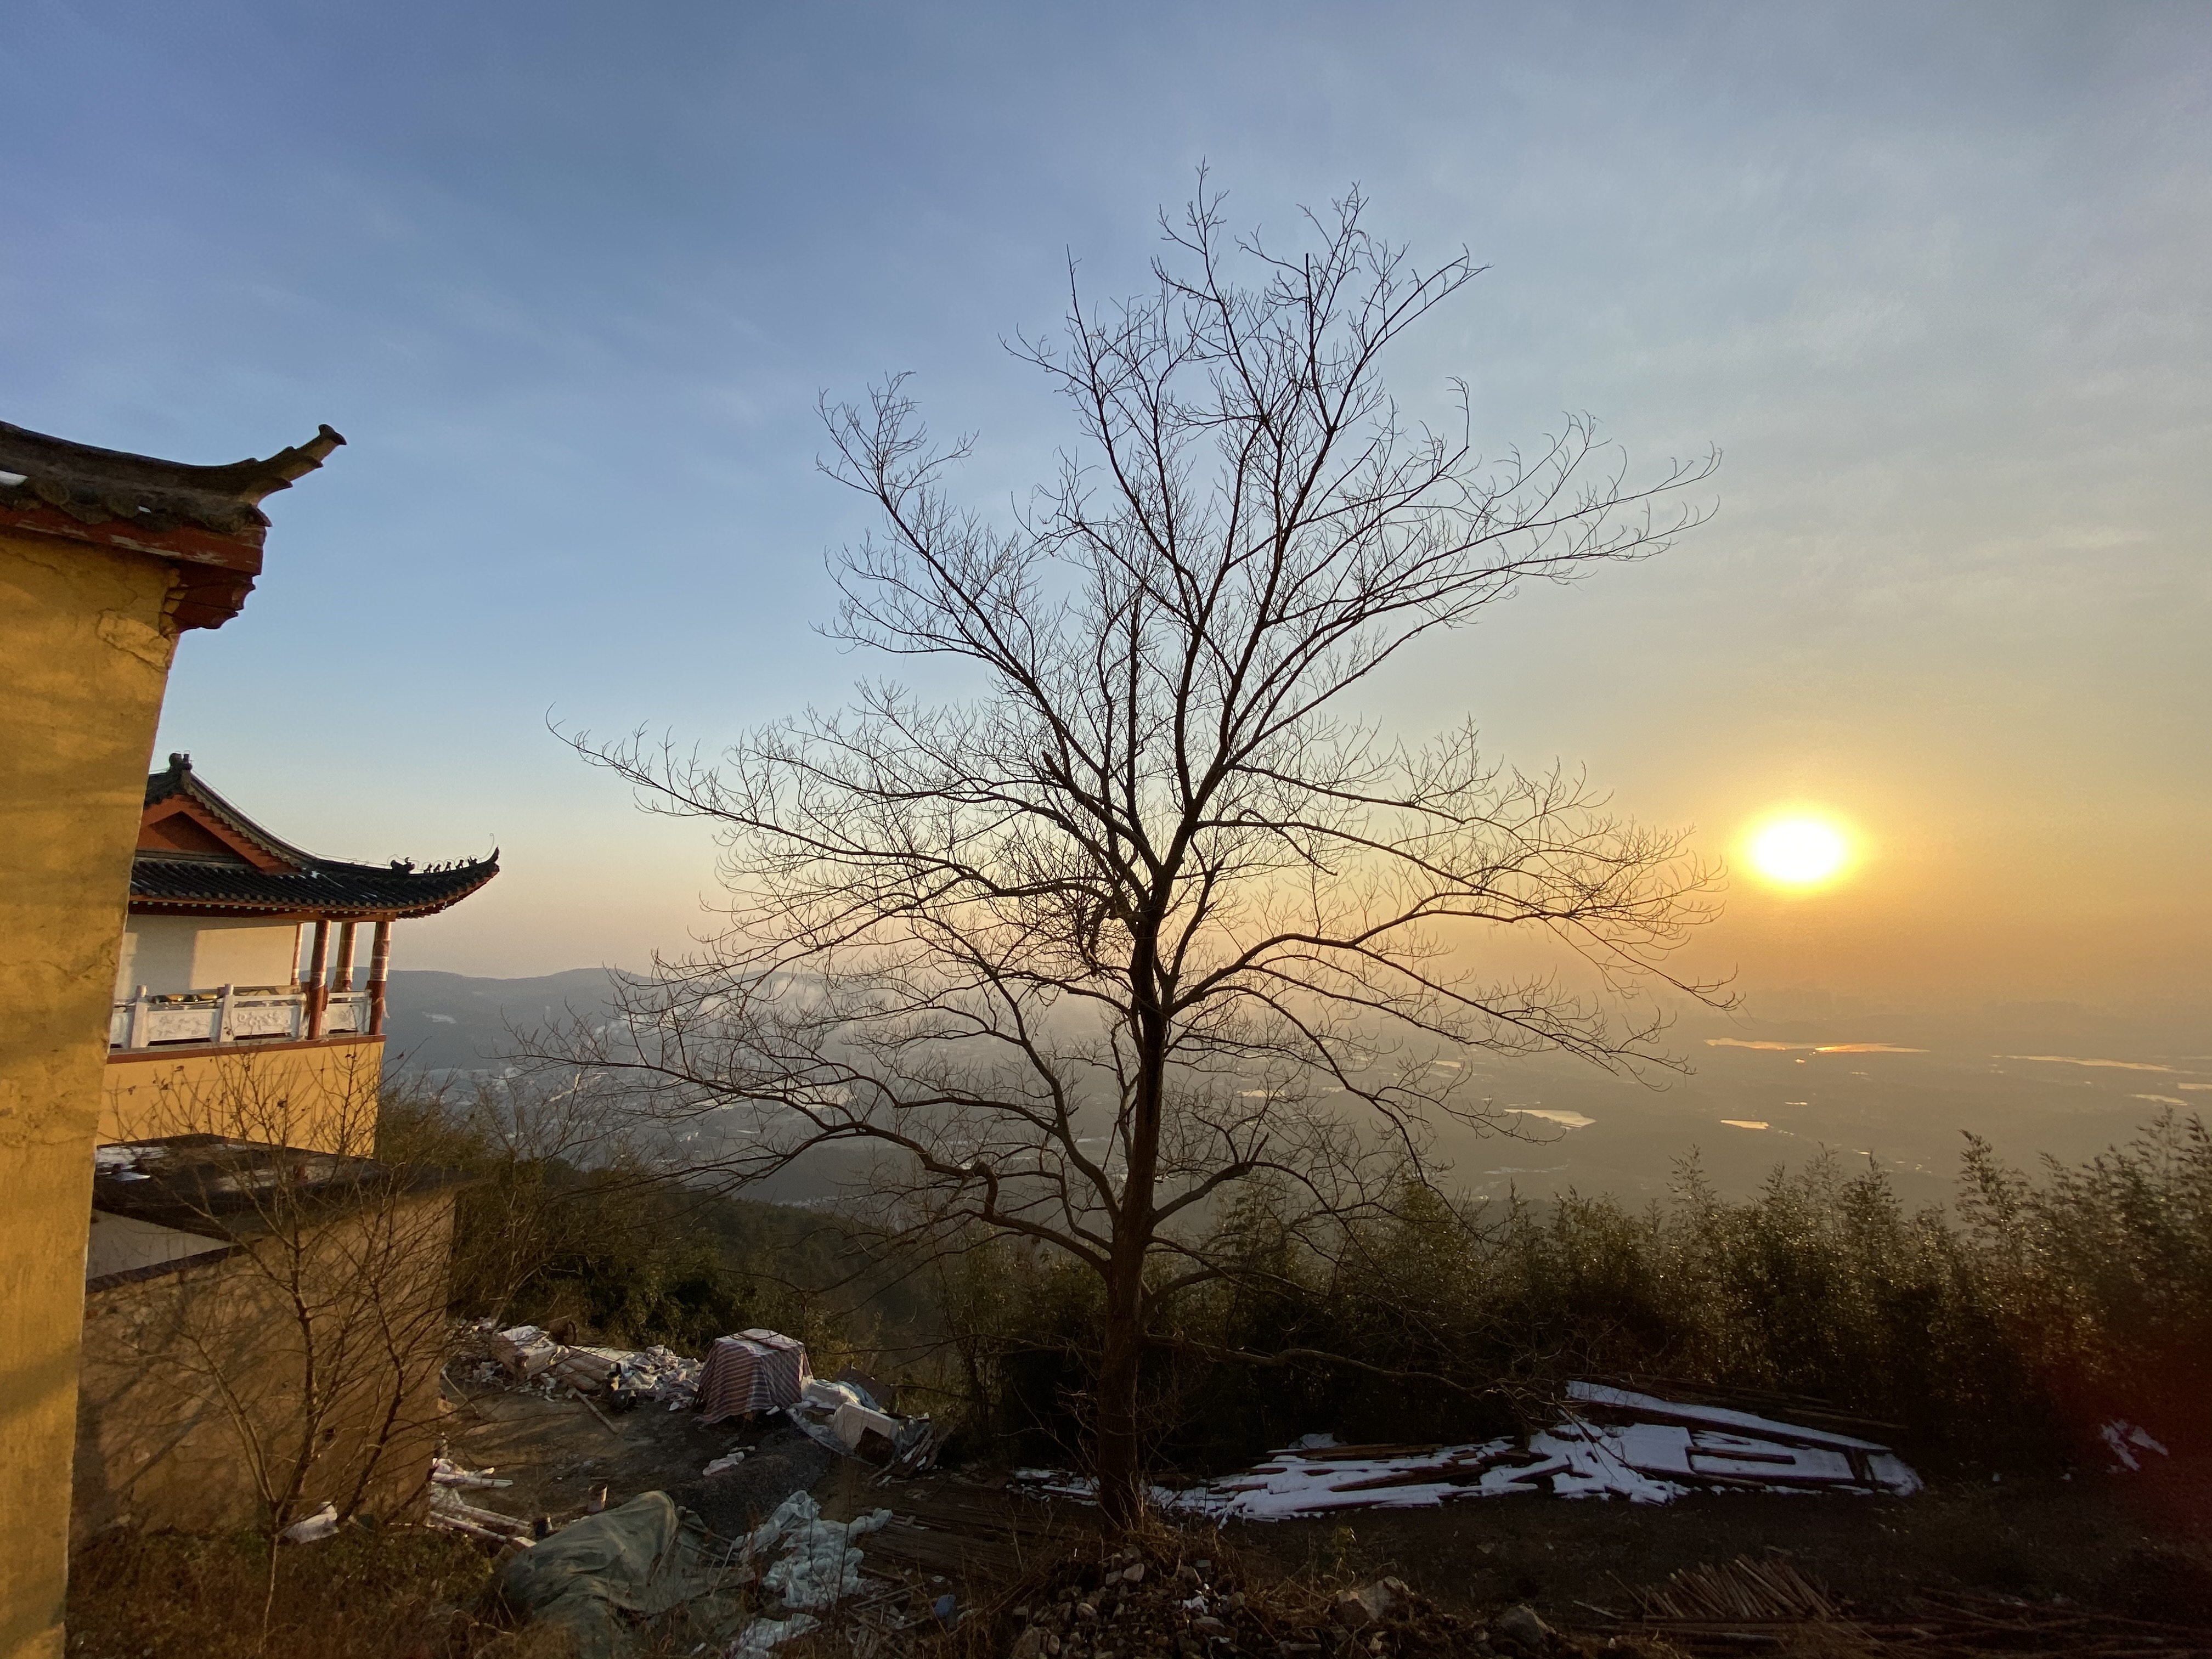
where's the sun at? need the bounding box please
[1743,811,1855,890]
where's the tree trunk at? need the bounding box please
[1093,1241,1148,1528]
[1097,957,1167,1528]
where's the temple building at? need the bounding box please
[71,770,496,1545]
[102,754,496,1150]
[1,415,340,1657]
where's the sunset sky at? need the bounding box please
[6,2,2207,1014]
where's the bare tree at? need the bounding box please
[559,182,1724,1522]
[83,1056,459,1647]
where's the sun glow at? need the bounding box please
[1743,812,1855,890]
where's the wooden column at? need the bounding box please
[367,918,392,1036]
[332,919,358,991]
[304,918,330,1039]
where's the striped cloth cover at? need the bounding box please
[695,1329,812,1423]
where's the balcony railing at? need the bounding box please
[109,986,374,1050]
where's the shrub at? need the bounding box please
[960,1113,2212,1475]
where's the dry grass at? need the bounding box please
[64,1524,567,1659]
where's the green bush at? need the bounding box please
[380,1079,2210,1476]
[958,1114,2211,1475]
[377,1081,917,1360]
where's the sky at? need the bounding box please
[6,1,2208,1019]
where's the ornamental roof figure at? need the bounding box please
[134,754,498,920]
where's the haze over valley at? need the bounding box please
[386,969,2209,1208]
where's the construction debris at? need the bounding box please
[279,1502,338,1544]
[431,1481,538,1545]
[483,1487,904,1659]
[432,1454,512,1490]
[490,1491,746,1659]
[727,1613,818,1654]
[788,1375,941,1475]
[697,1330,812,1423]
[490,1324,563,1380]
[473,1321,703,1410]
[464,1318,947,1500]
[2100,1419,2171,1472]
[744,1489,891,1610]
[1621,1554,1841,1622]
[1133,1379,1922,1519]
[426,1451,540,1545]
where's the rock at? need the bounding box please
[1192,1617,1227,1636]
[1124,1562,1147,1584]
[1333,1579,1403,1628]
[1078,1602,1099,1622]
[1493,1605,1553,1653]
[1014,1628,1049,1659]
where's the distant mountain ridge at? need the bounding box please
[381,968,2209,1203]
[381,967,630,1076]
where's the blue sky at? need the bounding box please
[7,1,2208,1007]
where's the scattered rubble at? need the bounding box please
[469,1321,942,1476]
[2100,1419,2171,1472]
[728,1612,818,1653]
[426,1452,540,1547]
[490,1491,744,1659]
[473,1322,706,1409]
[787,1375,941,1476]
[482,1485,902,1658]
[278,1502,338,1544]
[745,1489,891,1611]
[998,1544,1539,1659]
[1617,1553,1841,1622]
[1068,1380,1925,1520]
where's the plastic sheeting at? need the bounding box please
[740,1489,892,1611]
[493,1493,740,1659]
[489,1485,893,1656]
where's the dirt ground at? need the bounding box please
[1228,1459,2212,1629]
[441,1378,2212,1649]
[441,1378,837,1539]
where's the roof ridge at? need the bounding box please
[148,754,320,870]
[0,420,343,520]
[135,756,499,919]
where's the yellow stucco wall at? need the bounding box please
[0,528,180,1659]
[73,1189,455,1542]
[101,1038,388,1155]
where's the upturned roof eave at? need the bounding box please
[0,420,342,631]
[134,757,500,919]
[127,861,500,921]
